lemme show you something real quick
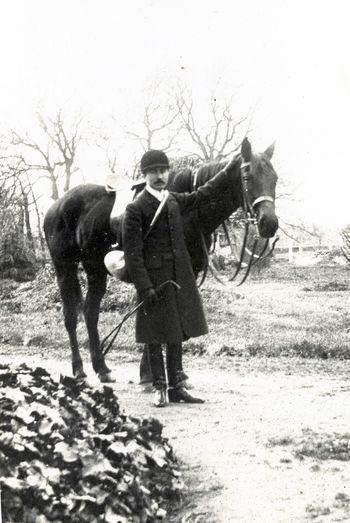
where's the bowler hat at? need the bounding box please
[140,150,170,174]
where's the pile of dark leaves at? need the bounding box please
[0,363,183,522]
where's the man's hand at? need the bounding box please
[142,288,158,305]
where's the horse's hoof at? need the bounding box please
[98,372,116,383]
[74,370,87,380]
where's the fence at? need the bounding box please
[216,237,338,263]
[274,243,337,262]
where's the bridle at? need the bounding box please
[198,156,279,287]
[241,160,275,214]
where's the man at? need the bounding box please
[122,150,230,407]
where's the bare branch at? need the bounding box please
[174,88,251,162]
[121,80,185,154]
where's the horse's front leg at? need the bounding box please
[83,264,115,383]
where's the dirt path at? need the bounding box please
[2,354,350,522]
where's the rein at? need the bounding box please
[196,158,278,287]
[100,280,180,356]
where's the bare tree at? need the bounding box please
[21,169,47,256]
[11,109,84,200]
[11,129,60,201]
[93,129,119,175]
[175,87,252,162]
[0,155,38,279]
[0,156,33,243]
[121,81,184,155]
[37,111,83,192]
[277,219,323,245]
[0,150,48,258]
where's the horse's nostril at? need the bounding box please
[258,215,279,238]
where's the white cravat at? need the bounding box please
[146,184,168,202]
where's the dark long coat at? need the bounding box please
[122,169,230,344]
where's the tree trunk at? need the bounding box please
[64,168,71,192]
[23,192,35,254]
[30,188,47,262]
[18,203,24,234]
[36,210,46,261]
[64,159,74,192]
[51,175,59,200]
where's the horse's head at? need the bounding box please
[238,138,279,238]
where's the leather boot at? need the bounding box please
[168,387,205,404]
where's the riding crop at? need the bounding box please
[100,280,181,356]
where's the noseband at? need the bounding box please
[240,160,274,217]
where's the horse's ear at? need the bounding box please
[264,142,275,160]
[241,137,252,162]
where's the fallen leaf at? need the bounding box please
[54,441,80,463]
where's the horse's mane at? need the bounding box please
[195,160,228,187]
[168,168,193,192]
[169,159,231,193]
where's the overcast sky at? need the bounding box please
[1,0,349,228]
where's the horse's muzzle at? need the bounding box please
[257,206,279,238]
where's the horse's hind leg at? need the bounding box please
[82,262,114,383]
[55,262,85,379]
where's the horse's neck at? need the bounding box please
[170,160,242,233]
[199,160,242,234]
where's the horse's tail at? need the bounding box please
[76,268,84,319]
[44,193,84,261]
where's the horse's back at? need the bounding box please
[44,184,115,263]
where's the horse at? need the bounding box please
[43,138,279,382]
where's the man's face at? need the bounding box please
[145,167,169,191]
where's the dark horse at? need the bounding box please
[44,138,278,382]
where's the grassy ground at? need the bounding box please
[198,262,350,360]
[1,260,350,521]
[1,261,349,365]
